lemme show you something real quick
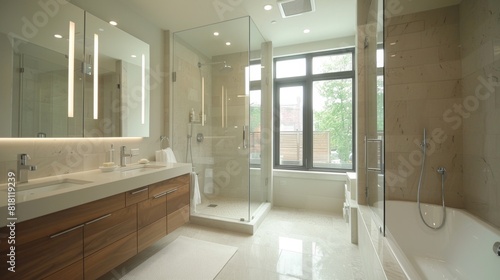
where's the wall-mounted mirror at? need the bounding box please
[83,12,150,137]
[0,0,149,138]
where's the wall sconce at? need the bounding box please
[93,33,99,120]
[141,54,145,124]
[68,21,75,118]
[201,76,205,126]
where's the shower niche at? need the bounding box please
[172,17,271,232]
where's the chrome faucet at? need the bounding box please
[17,154,37,183]
[120,146,132,167]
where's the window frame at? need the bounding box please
[273,48,356,172]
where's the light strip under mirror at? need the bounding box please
[93,34,99,119]
[68,21,75,118]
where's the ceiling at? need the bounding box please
[123,0,357,48]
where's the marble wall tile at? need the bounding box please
[386,5,464,208]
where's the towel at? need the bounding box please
[155,148,177,163]
[165,147,177,163]
[155,149,167,163]
[191,172,201,209]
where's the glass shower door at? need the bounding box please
[364,0,385,233]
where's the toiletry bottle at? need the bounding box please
[109,144,114,163]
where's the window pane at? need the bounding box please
[249,64,261,81]
[312,79,353,169]
[276,58,306,78]
[377,49,384,68]
[250,90,261,165]
[313,53,352,74]
[279,86,303,166]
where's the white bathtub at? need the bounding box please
[386,201,500,280]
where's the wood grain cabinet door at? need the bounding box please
[166,179,190,233]
[84,205,137,257]
[0,225,84,280]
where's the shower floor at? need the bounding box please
[193,196,264,221]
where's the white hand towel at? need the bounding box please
[165,147,177,163]
[191,172,201,207]
[155,149,167,163]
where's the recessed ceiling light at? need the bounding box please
[213,32,219,36]
[264,4,273,11]
[225,42,231,46]
[303,29,310,34]
[54,34,63,39]
[109,20,117,26]
[131,54,137,58]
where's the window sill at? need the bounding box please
[273,169,348,181]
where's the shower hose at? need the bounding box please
[417,129,446,230]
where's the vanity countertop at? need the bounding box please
[0,162,192,227]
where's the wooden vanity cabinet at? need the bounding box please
[0,174,190,280]
[0,193,124,280]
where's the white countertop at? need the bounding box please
[0,162,192,227]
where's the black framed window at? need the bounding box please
[274,48,355,172]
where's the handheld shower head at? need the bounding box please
[421,128,427,149]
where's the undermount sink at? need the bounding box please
[10,178,93,196]
[119,164,164,174]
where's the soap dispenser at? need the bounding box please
[108,144,115,163]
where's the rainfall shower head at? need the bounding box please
[198,61,232,72]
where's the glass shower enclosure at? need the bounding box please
[172,17,270,227]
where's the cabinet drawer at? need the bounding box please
[43,260,83,280]
[138,217,167,252]
[126,187,149,206]
[1,193,125,245]
[84,205,137,257]
[167,183,190,214]
[167,205,190,234]
[84,232,137,280]
[149,174,190,197]
[2,225,83,280]
[138,194,167,229]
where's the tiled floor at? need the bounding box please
[100,207,365,280]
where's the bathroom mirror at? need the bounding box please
[0,0,150,138]
[83,12,150,137]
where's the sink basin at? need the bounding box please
[119,164,164,175]
[11,178,92,196]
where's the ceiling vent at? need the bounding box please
[277,0,315,18]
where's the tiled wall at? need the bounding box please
[460,0,500,227]
[385,6,465,208]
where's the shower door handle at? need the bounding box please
[366,138,384,173]
[242,125,248,149]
